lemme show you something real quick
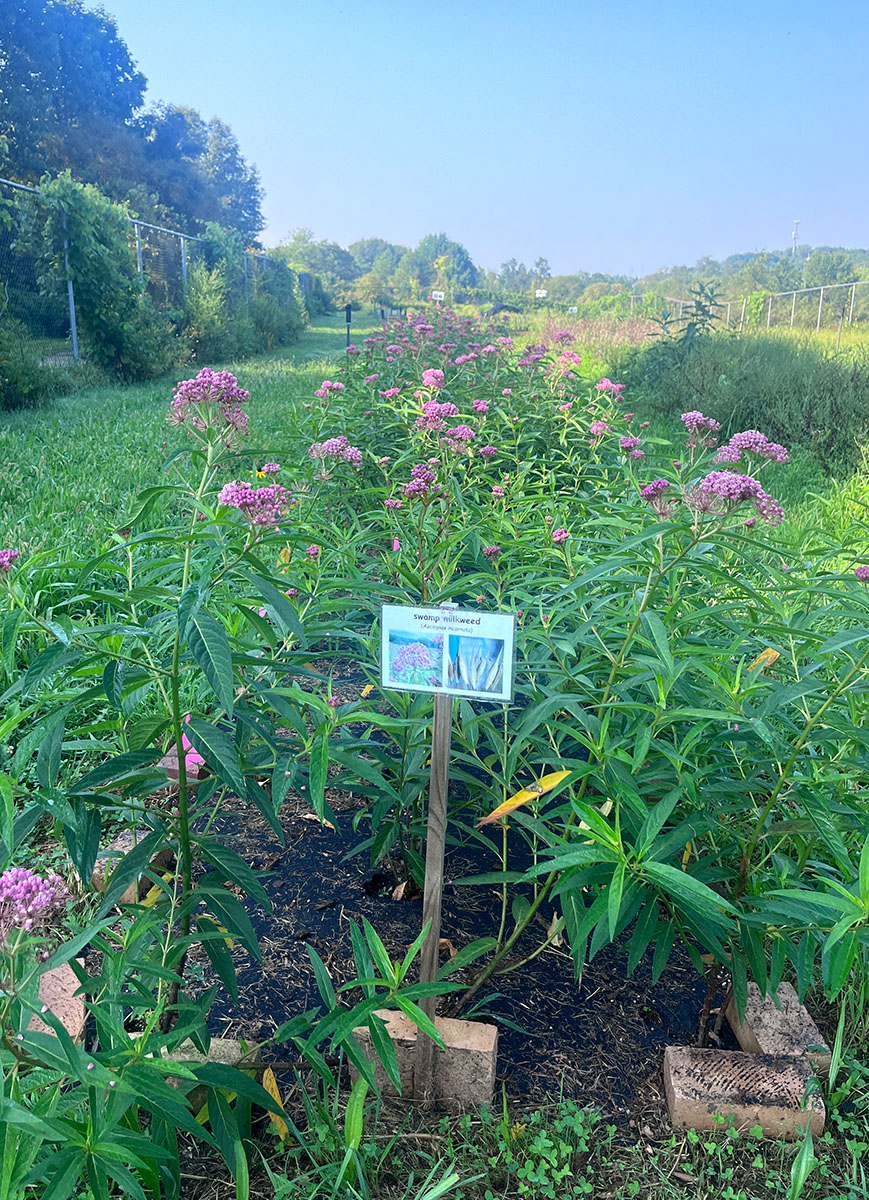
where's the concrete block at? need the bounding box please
[726,983,831,1075]
[91,830,174,904]
[664,1046,824,1138]
[27,963,86,1042]
[352,1008,497,1110]
[168,1036,247,1112]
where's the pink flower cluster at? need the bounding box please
[0,550,19,572]
[415,399,459,432]
[596,378,625,395]
[218,480,291,527]
[314,380,346,399]
[855,566,869,582]
[443,424,475,451]
[0,867,67,947]
[482,545,501,560]
[401,463,441,500]
[421,368,445,389]
[392,640,436,678]
[713,430,790,465]
[552,528,570,544]
[167,369,251,440]
[589,421,610,437]
[691,471,784,525]
[308,436,362,464]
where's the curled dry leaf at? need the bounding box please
[747,647,781,673]
[477,770,572,827]
[299,813,336,832]
[391,879,407,901]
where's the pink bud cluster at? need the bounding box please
[414,399,459,432]
[308,436,362,464]
[218,481,291,527]
[313,380,346,399]
[401,463,441,500]
[0,867,67,947]
[167,369,250,440]
[421,368,445,389]
[0,550,19,572]
[713,430,790,465]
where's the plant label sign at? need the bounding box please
[431,290,445,301]
[381,604,515,701]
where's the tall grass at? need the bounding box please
[0,312,382,553]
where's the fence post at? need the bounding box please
[767,295,772,328]
[180,236,188,286]
[816,288,824,332]
[726,302,731,327]
[849,283,856,326]
[60,210,79,361]
[790,292,796,328]
[739,296,746,332]
[134,221,143,277]
[243,254,249,311]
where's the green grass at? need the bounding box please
[0,310,383,553]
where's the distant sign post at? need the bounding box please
[380,602,515,1102]
[431,290,445,302]
[535,288,548,299]
[568,306,578,314]
[345,303,352,347]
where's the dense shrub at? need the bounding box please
[0,316,51,408]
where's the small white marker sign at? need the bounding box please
[381,604,515,701]
[568,306,578,313]
[431,290,445,301]
[535,288,548,299]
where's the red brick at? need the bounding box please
[27,963,86,1042]
[664,1046,824,1138]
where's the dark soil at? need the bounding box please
[188,783,738,1131]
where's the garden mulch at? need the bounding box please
[187,781,738,1134]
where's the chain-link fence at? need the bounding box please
[0,176,303,367]
[0,178,75,364]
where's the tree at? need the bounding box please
[803,249,854,290]
[348,237,406,274]
[532,256,551,280]
[0,0,145,180]
[201,118,264,242]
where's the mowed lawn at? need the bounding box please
[1,312,383,553]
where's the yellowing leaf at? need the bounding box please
[262,1067,290,1143]
[747,648,780,673]
[141,872,173,908]
[361,684,374,698]
[477,770,572,827]
[278,548,291,565]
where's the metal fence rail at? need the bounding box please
[0,176,302,363]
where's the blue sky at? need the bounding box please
[101,0,869,276]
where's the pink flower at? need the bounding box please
[364,374,380,385]
[306,544,320,559]
[502,388,512,396]
[260,462,281,474]
[0,550,19,573]
[492,485,506,498]
[552,528,569,544]
[422,368,445,389]
[589,421,610,437]
[482,545,501,560]
[854,566,869,582]
[392,538,401,552]
[473,398,489,413]
[478,446,498,458]
[346,344,361,356]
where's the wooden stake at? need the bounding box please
[414,687,453,1105]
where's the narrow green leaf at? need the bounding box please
[308,732,328,821]
[183,718,245,795]
[343,1077,368,1151]
[187,612,235,716]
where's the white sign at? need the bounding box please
[568,306,578,314]
[535,289,548,299]
[381,604,515,702]
[431,290,445,301]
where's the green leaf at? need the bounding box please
[306,944,336,1008]
[0,773,14,864]
[200,840,272,911]
[1,610,24,677]
[36,713,65,791]
[124,485,187,528]
[643,862,736,925]
[197,916,239,1002]
[307,731,329,821]
[367,1014,401,1091]
[199,879,261,961]
[243,571,306,647]
[70,749,160,793]
[102,660,125,711]
[641,612,674,674]
[97,831,166,914]
[183,718,245,795]
[187,611,235,716]
[343,1076,368,1151]
[362,916,395,984]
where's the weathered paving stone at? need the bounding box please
[726,982,831,1074]
[90,830,174,904]
[27,963,86,1042]
[664,1046,825,1138]
[353,1008,497,1110]
[159,748,207,785]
